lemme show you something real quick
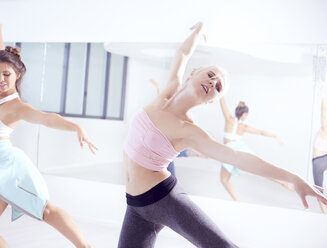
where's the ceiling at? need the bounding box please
[0,0,327,44]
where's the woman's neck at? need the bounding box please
[163,87,200,119]
[0,90,17,99]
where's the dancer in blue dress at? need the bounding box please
[0,24,97,248]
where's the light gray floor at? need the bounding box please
[0,211,195,248]
[1,174,326,248]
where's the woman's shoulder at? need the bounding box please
[0,97,22,110]
[146,96,169,110]
[182,121,209,138]
[0,98,24,122]
[9,100,37,118]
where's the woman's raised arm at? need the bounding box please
[17,102,98,154]
[219,96,233,121]
[160,22,205,99]
[0,24,5,50]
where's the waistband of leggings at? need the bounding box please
[312,154,327,161]
[126,175,177,207]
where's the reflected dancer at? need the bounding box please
[219,97,294,201]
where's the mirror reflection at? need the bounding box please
[7,41,326,214]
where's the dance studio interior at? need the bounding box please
[0,0,327,247]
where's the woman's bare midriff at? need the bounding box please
[313,149,327,159]
[124,152,171,196]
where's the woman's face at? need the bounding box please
[0,62,18,95]
[188,66,225,103]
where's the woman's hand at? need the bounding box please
[190,22,206,42]
[293,176,327,209]
[275,136,284,146]
[76,126,98,154]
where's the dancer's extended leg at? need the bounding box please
[0,237,8,248]
[0,199,8,248]
[220,167,238,201]
[43,202,91,248]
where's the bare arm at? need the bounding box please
[17,103,98,153]
[245,125,283,145]
[0,24,5,50]
[219,97,233,121]
[185,149,203,157]
[18,103,78,130]
[149,79,161,95]
[160,22,205,99]
[183,124,326,208]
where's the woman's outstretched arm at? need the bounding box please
[0,24,5,50]
[16,102,98,154]
[183,124,327,208]
[245,125,283,145]
[160,22,205,99]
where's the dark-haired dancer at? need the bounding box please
[0,24,97,248]
[118,22,327,248]
[219,97,293,201]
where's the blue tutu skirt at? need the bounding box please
[221,140,254,175]
[0,140,49,222]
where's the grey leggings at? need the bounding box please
[313,154,327,188]
[118,182,238,248]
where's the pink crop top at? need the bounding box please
[123,109,179,171]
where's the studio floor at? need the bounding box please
[1,171,327,248]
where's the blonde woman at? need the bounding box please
[118,22,326,248]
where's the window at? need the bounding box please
[15,42,128,120]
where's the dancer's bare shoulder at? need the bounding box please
[180,122,212,146]
[0,98,22,127]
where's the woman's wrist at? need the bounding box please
[72,123,81,132]
[289,173,301,185]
